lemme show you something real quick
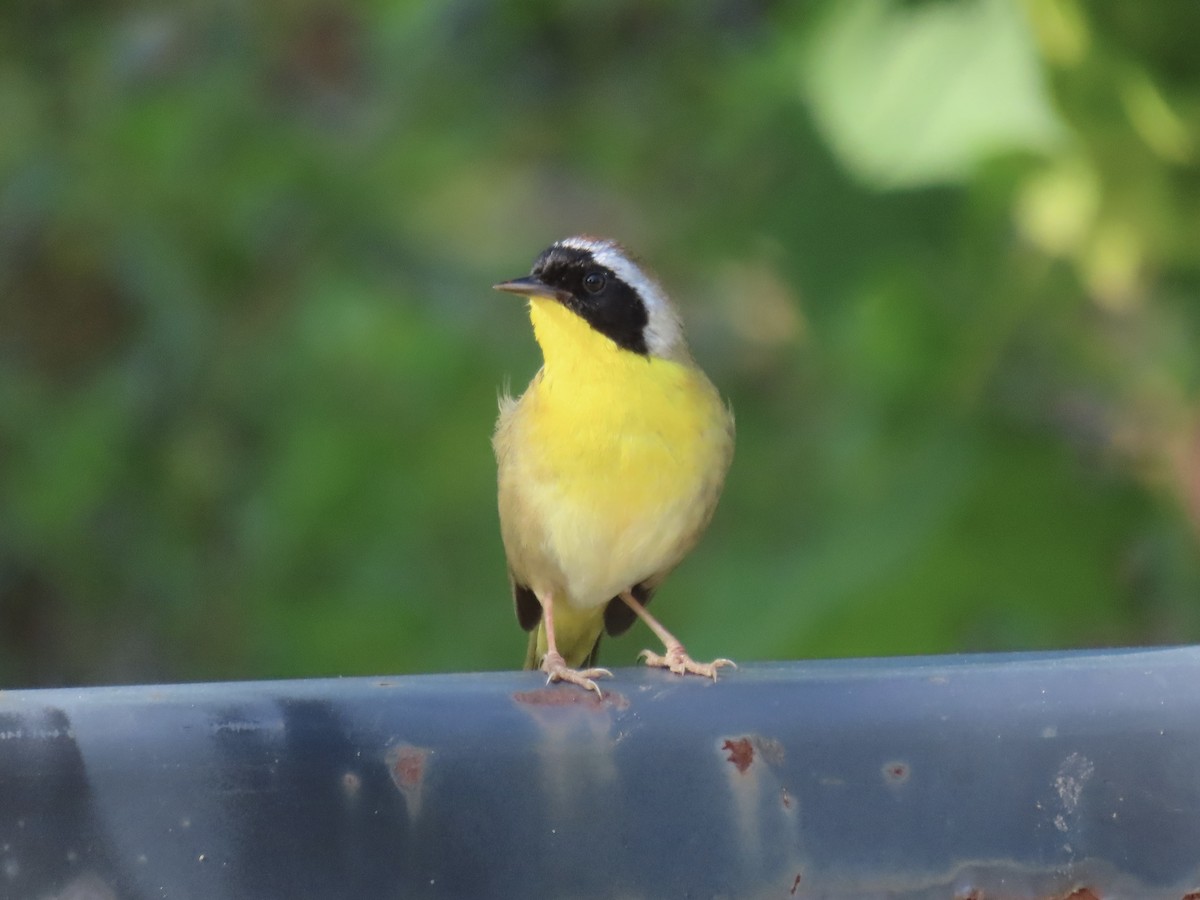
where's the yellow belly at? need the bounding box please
[495,299,734,620]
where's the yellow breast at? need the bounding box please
[495,298,733,612]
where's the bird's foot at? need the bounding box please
[638,644,736,681]
[541,651,613,698]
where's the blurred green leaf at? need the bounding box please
[801,0,1066,187]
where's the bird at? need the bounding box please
[492,235,735,696]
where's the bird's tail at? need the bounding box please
[523,628,539,670]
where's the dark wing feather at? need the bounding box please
[602,582,655,636]
[513,579,542,632]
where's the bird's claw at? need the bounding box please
[638,646,736,681]
[542,652,612,698]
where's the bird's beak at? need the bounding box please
[492,276,571,303]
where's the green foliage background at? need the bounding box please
[2,0,1199,686]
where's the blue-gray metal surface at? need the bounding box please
[2,648,1200,899]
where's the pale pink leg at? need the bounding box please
[619,590,736,681]
[538,589,612,697]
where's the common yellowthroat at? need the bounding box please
[492,236,735,695]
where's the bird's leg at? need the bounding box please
[539,590,612,697]
[619,590,735,681]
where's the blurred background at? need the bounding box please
[1,0,1198,687]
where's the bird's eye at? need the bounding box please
[582,271,606,294]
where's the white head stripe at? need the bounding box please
[556,236,684,358]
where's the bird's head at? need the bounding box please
[494,236,687,362]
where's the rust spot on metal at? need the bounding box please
[957,889,1100,900]
[883,761,910,784]
[512,688,628,710]
[1182,892,1200,900]
[386,743,432,819]
[389,746,427,789]
[781,787,792,809]
[723,737,754,773]
[789,872,803,895]
[721,734,786,773]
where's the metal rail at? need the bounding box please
[2,648,1199,898]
